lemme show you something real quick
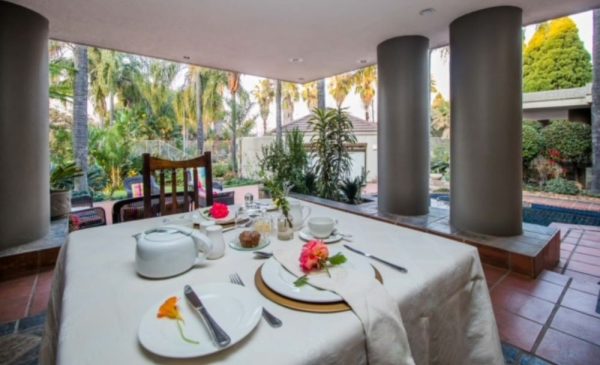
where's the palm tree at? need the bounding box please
[89,48,122,126]
[317,79,326,109]
[353,66,376,122]
[301,81,319,111]
[252,79,275,136]
[202,69,228,130]
[275,80,282,143]
[72,45,89,191]
[281,82,299,124]
[592,9,600,192]
[328,73,354,108]
[431,93,450,139]
[227,72,241,174]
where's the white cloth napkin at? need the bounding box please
[274,247,415,365]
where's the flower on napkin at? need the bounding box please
[209,203,229,219]
[157,296,198,345]
[295,241,347,287]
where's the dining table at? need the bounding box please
[40,198,503,365]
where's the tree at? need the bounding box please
[328,73,354,108]
[275,80,282,143]
[227,72,241,174]
[524,17,592,92]
[353,66,376,122]
[317,79,326,109]
[301,81,319,111]
[281,82,299,124]
[72,45,89,191]
[252,79,275,136]
[309,108,357,200]
[431,93,450,139]
[592,9,600,193]
[89,48,122,125]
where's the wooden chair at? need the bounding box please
[142,152,213,218]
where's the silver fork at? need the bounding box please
[229,273,282,328]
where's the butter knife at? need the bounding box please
[343,245,408,273]
[183,285,231,348]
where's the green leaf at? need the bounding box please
[328,253,347,266]
[293,275,309,287]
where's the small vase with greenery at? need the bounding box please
[50,162,83,219]
[266,180,294,240]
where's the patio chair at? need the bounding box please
[69,207,107,232]
[123,175,160,198]
[142,152,213,218]
[71,192,94,208]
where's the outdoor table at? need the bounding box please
[41,199,503,365]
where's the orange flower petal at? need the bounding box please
[157,296,183,320]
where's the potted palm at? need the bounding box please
[50,162,83,219]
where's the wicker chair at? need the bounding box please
[69,207,107,232]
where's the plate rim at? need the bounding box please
[228,236,271,251]
[298,229,342,244]
[138,282,262,359]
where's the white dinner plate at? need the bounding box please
[298,229,343,244]
[138,283,262,358]
[200,207,236,224]
[261,250,375,303]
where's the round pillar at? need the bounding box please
[377,36,430,216]
[450,6,523,236]
[0,1,50,248]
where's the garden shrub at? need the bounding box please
[213,162,232,178]
[545,178,580,195]
[258,128,308,193]
[530,156,563,187]
[430,145,450,175]
[542,120,591,165]
[522,124,544,163]
[523,120,543,131]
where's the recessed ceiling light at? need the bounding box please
[298,77,305,81]
[183,56,190,60]
[419,8,435,16]
[289,57,303,63]
[358,59,368,65]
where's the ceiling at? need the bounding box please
[8,0,600,82]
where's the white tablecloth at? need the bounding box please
[41,200,503,365]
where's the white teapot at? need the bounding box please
[134,225,214,279]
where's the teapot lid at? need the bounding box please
[142,227,192,242]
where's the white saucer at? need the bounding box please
[298,229,343,244]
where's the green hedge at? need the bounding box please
[522,124,544,163]
[541,120,591,164]
[545,178,580,195]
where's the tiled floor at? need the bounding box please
[0,267,53,325]
[485,224,600,365]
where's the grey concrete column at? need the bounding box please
[0,2,50,248]
[450,6,523,236]
[377,36,430,216]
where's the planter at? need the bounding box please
[50,190,72,219]
[430,173,443,180]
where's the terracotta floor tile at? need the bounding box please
[536,329,600,365]
[483,264,508,288]
[567,260,600,277]
[550,307,600,346]
[494,308,543,352]
[576,245,600,257]
[0,275,35,301]
[560,250,570,260]
[570,253,600,266]
[561,242,576,253]
[579,239,600,249]
[0,297,29,324]
[35,269,54,293]
[28,289,50,317]
[562,237,580,244]
[538,270,570,286]
[563,270,600,295]
[561,288,600,319]
[582,233,600,241]
[491,286,555,324]
[499,274,565,302]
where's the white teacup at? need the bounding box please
[307,217,336,238]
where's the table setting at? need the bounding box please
[41,197,505,365]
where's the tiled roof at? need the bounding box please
[523,83,591,103]
[280,114,377,134]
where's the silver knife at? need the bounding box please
[343,245,408,273]
[184,285,231,348]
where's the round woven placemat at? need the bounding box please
[254,264,383,313]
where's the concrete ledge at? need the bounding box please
[292,193,560,278]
